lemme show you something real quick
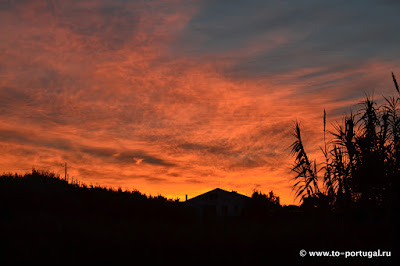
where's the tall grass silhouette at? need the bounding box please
[290,73,399,214]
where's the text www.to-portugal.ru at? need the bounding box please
[299,249,391,258]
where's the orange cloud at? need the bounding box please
[0,0,399,204]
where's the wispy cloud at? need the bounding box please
[0,0,399,203]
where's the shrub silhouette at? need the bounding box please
[290,73,399,214]
[0,169,190,223]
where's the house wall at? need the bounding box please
[185,189,249,220]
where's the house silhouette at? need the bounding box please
[185,188,250,221]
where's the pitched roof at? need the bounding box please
[186,188,249,203]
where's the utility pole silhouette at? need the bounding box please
[65,162,67,180]
[61,162,68,181]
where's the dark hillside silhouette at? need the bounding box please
[0,169,187,223]
[0,169,395,265]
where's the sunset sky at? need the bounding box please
[1,0,399,204]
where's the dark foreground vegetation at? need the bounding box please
[0,169,396,265]
[291,73,400,214]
